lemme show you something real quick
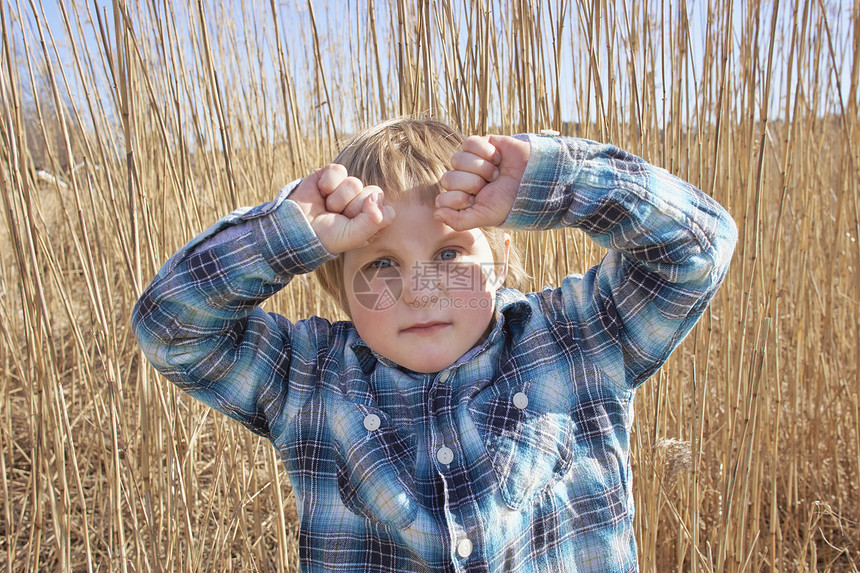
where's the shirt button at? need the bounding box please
[363,414,381,431]
[436,446,454,465]
[438,371,450,383]
[512,392,529,410]
[457,538,473,558]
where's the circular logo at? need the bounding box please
[351,265,403,311]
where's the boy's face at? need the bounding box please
[342,200,507,373]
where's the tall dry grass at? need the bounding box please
[0,0,858,571]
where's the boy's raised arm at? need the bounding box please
[442,134,737,390]
[131,168,393,437]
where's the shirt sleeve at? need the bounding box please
[503,134,738,390]
[131,180,337,437]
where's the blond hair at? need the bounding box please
[314,117,528,314]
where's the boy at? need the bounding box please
[132,117,737,572]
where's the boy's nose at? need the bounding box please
[402,262,445,305]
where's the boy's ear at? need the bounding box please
[498,233,511,286]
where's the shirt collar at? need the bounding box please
[495,287,532,335]
[350,342,390,373]
[348,288,533,374]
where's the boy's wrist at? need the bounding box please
[500,134,561,230]
[255,190,337,276]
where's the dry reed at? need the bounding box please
[0,0,858,571]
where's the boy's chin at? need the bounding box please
[401,358,456,375]
[390,348,459,374]
[396,345,478,374]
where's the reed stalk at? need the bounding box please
[0,1,857,570]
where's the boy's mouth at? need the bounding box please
[400,321,450,335]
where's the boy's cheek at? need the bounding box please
[431,292,495,312]
[347,265,403,313]
[439,262,495,293]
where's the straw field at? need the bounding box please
[0,0,858,571]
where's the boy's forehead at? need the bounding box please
[378,181,440,205]
[388,200,483,237]
[348,200,490,257]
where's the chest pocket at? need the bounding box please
[330,398,418,530]
[468,383,577,510]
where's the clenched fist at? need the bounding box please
[289,164,395,254]
[436,135,530,230]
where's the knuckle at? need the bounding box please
[464,136,488,153]
[437,194,455,209]
[451,151,471,168]
[464,173,482,189]
[344,176,363,190]
[319,167,345,192]
[481,163,496,180]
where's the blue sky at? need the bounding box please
[16,0,859,133]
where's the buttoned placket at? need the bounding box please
[428,367,488,572]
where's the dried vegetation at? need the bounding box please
[0,0,858,571]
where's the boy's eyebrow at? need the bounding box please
[426,228,482,250]
[356,228,482,261]
[351,242,393,261]
[438,228,483,247]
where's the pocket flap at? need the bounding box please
[470,385,576,510]
[331,399,418,529]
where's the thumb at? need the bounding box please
[434,204,493,232]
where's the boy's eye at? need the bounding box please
[438,249,460,261]
[369,258,394,269]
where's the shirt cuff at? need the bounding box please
[501,134,573,231]
[250,182,337,276]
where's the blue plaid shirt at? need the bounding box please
[132,135,737,572]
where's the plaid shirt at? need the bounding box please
[133,135,737,572]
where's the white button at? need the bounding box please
[512,392,529,410]
[436,446,454,465]
[457,538,473,558]
[363,414,381,431]
[438,371,450,383]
